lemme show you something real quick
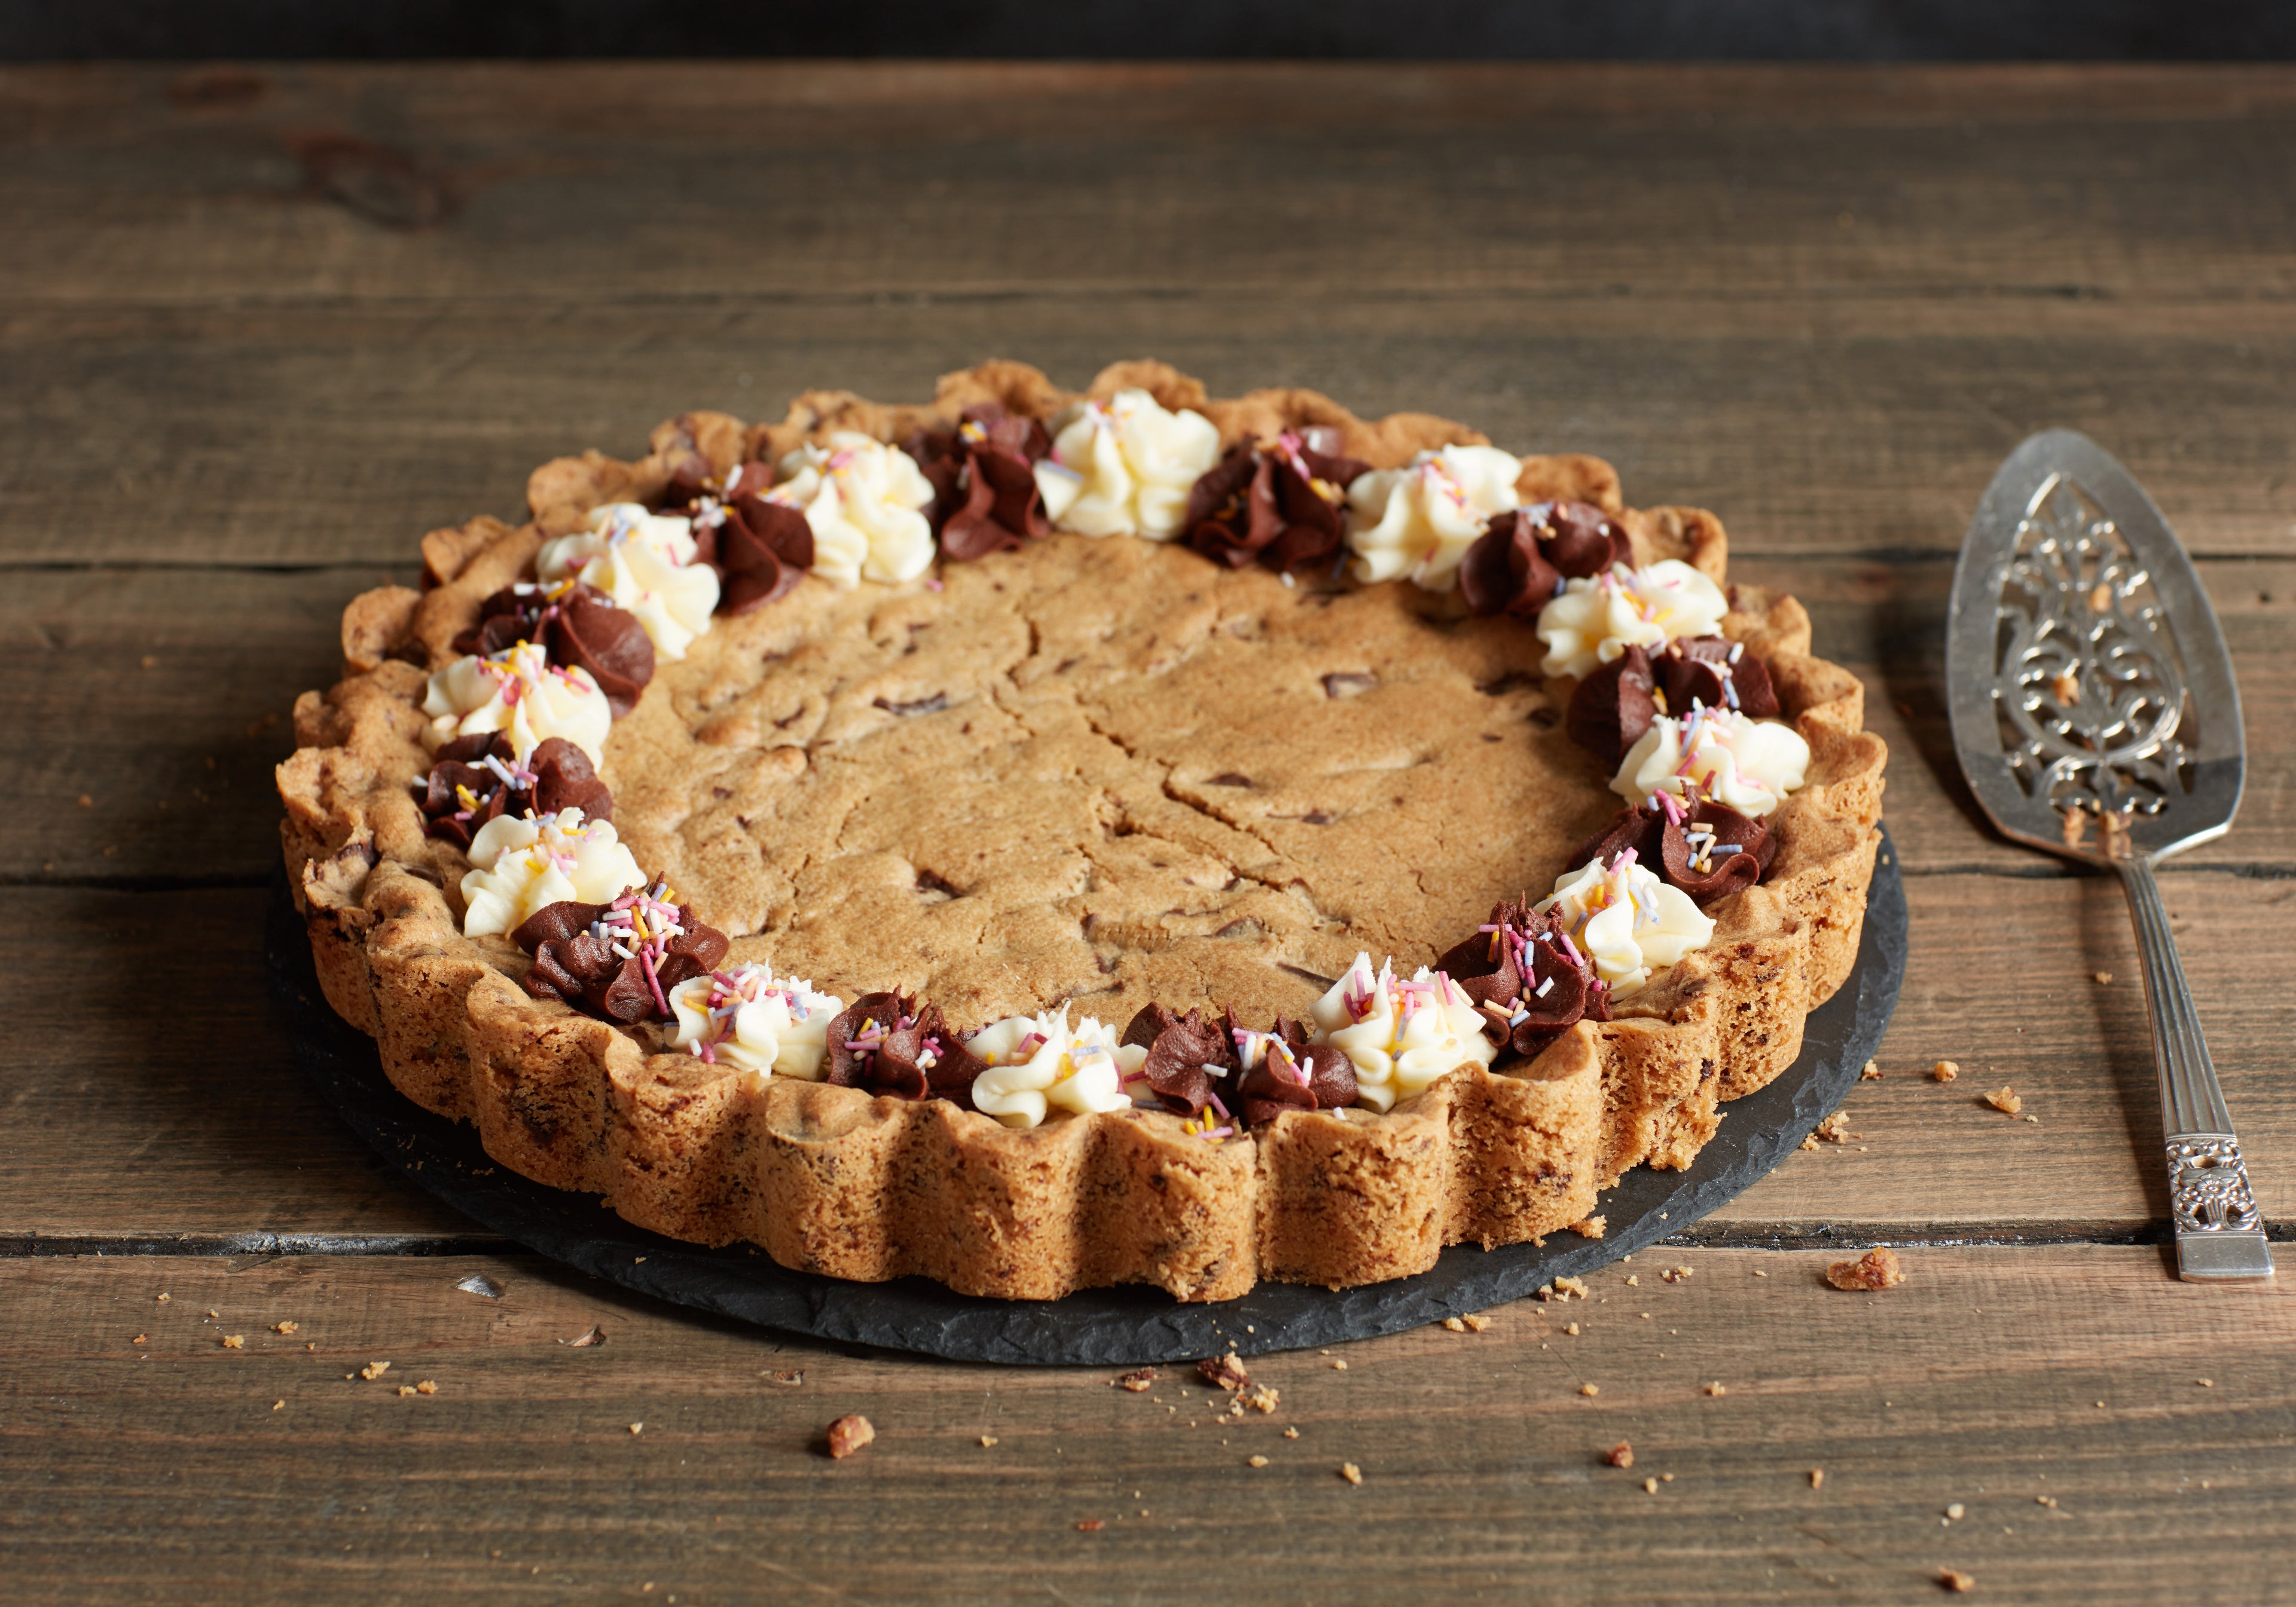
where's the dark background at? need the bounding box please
[6,0,2290,60]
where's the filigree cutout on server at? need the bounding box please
[1990,474,2193,821]
[2169,1137,2262,1235]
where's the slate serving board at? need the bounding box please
[267,829,1905,1365]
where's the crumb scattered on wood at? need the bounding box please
[1860,1060,1883,1080]
[359,1361,390,1380]
[1462,1313,1489,1332]
[1339,1463,1363,1486]
[220,1336,244,1350]
[1932,1061,1959,1082]
[2197,1378,2214,1388]
[1242,1385,1280,1413]
[628,1423,643,1435]
[1580,1383,1601,1397]
[564,1325,604,1347]
[1283,1426,1300,1438]
[1198,1353,1250,1392]
[1827,1247,1906,1291]
[397,1385,416,1397]
[1703,1382,1727,1397]
[1946,1503,1965,1520]
[1662,1266,1694,1284]
[1642,1477,1659,1494]
[131,1335,146,1346]
[2037,1495,2057,1508]
[1330,1359,1348,1371]
[1604,1442,1635,1468]
[1571,1215,1606,1239]
[1809,1469,1824,1489]
[1537,1275,1590,1303]
[1813,1111,1853,1144]
[765,1370,802,1386]
[2093,971,2112,985]
[1247,1455,1269,1468]
[1115,1368,1157,1392]
[271,1400,285,1412]
[273,1321,298,1336]
[1566,1322,1580,1336]
[825,1415,874,1459]
[979,1435,999,1447]
[1440,1316,1467,1332]
[1940,1568,1977,1593]
[1076,1519,1104,1532]
[1984,1086,2023,1116]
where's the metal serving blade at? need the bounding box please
[1947,430,2269,1281]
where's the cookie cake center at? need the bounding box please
[601,533,1620,1028]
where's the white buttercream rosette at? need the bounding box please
[1343,444,1523,591]
[662,963,844,1081]
[537,504,721,661]
[1611,706,1812,820]
[767,432,938,587]
[1032,389,1223,539]
[1535,853,1715,1000]
[1307,952,1497,1113]
[964,1007,1148,1129]
[1535,560,1728,680]
[422,639,613,766]
[457,806,645,939]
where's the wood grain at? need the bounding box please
[2,1246,2288,1605]
[4,880,2288,1241]
[7,301,2291,567]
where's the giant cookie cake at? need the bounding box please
[278,359,1886,1302]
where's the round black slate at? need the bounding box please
[267,829,1904,1365]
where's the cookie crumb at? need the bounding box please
[131,1335,147,1346]
[1339,1463,1363,1486]
[1702,1381,1727,1397]
[1440,1316,1467,1333]
[765,1370,802,1386]
[271,1400,285,1412]
[1939,1568,1977,1593]
[1115,1368,1157,1392]
[416,1380,436,1395]
[1662,1265,1694,1284]
[1580,1383,1600,1397]
[155,1293,169,1303]
[628,1423,643,1435]
[1283,1426,1299,1438]
[397,1385,416,1397]
[826,1414,874,1458]
[359,1361,390,1380]
[220,1336,244,1350]
[1604,1442,1635,1468]
[1247,1454,1269,1468]
[2037,1495,2057,1508]
[1946,1503,1965,1520]
[1860,1060,1883,1080]
[1827,1247,1906,1291]
[2051,671,2081,704]
[1565,1322,1580,1336]
[1076,1519,1104,1532]
[273,1321,298,1336]
[1553,1275,1589,1300]
[1642,1477,1659,1494]
[1330,1359,1348,1371]
[1932,1060,1959,1081]
[1570,1215,1606,1239]
[2197,1378,2214,1388]
[1809,1469,1824,1489]
[1242,1384,1280,1413]
[1198,1353,1250,1392]
[565,1325,605,1348]
[979,1435,998,1446]
[1625,1274,1639,1286]
[2093,971,2112,985]
[1461,1313,1489,1332]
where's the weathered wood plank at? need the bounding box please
[0,1245,2287,1605]
[4,881,2288,1239]
[13,561,2294,887]
[6,64,2295,309]
[5,300,2291,566]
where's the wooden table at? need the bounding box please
[5,62,2292,1603]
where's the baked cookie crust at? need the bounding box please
[279,360,1885,1302]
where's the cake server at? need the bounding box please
[1946,429,2271,1282]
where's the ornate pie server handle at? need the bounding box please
[2113,854,2274,1281]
